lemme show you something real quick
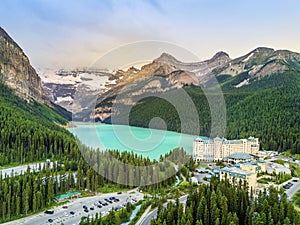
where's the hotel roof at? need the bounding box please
[194,136,258,144]
[221,166,254,176]
[224,153,254,160]
[194,136,210,141]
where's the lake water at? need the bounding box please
[69,123,196,160]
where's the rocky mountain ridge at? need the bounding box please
[212,47,300,77]
[88,47,300,122]
[154,51,230,72]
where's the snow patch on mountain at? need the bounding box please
[37,68,115,112]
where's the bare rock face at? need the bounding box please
[165,70,199,87]
[114,62,176,87]
[0,27,49,104]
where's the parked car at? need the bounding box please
[48,218,53,223]
[114,206,121,211]
[62,205,68,209]
[70,211,75,215]
[84,209,89,213]
[104,198,112,203]
[44,210,54,214]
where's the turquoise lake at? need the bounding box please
[69,123,196,160]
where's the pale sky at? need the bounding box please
[1,0,300,69]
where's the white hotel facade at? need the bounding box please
[193,136,259,162]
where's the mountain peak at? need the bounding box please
[252,47,274,54]
[211,51,230,60]
[154,52,180,64]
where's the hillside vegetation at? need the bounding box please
[0,82,75,165]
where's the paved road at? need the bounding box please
[140,195,188,225]
[2,190,144,225]
[0,161,77,185]
[269,156,300,167]
[0,161,54,177]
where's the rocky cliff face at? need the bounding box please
[0,27,49,104]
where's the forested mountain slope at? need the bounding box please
[0,82,75,165]
[0,27,74,165]
[128,66,300,153]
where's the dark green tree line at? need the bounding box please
[151,178,300,225]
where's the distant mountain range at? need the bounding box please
[36,45,300,125]
[88,47,300,122]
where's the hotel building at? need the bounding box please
[193,136,259,162]
[219,157,266,190]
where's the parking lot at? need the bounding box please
[282,178,300,200]
[2,190,144,225]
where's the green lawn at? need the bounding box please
[257,173,292,184]
[97,184,131,194]
[273,159,286,165]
